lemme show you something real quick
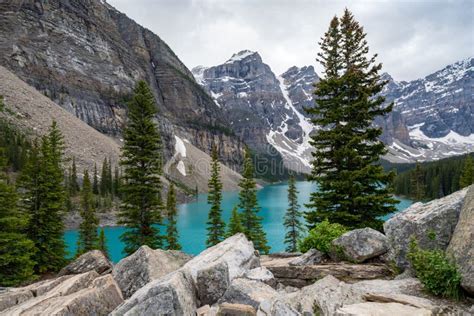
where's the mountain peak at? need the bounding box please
[225,50,260,64]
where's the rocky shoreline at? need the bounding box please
[1,186,473,315]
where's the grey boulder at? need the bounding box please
[288,249,324,266]
[384,188,467,268]
[112,245,192,298]
[446,185,474,295]
[331,228,389,263]
[244,267,277,288]
[197,261,230,306]
[58,249,112,276]
[219,278,279,310]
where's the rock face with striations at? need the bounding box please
[0,0,243,168]
[0,271,123,315]
[446,185,474,295]
[58,250,112,276]
[384,188,468,268]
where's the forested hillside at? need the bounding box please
[393,153,474,201]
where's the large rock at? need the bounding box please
[112,245,191,298]
[288,249,324,266]
[112,271,196,316]
[112,234,259,314]
[331,228,389,263]
[16,275,123,315]
[219,278,279,310]
[2,270,123,315]
[273,275,427,315]
[244,267,277,288]
[197,261,230,306]
[384,188,467,268]
[446,185,474,295]
[59,250,112,276]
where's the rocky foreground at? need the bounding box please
[1,186,473,315]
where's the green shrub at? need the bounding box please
[298,219,347,254]
[407,238,463,300]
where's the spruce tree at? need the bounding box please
[100,158,109,196]
[284,175,303,252]
[92,163,99,195]
[459,155,474,188]
[0,152,35,286]
[305,9,398,230]
[206,145,226,246]
[411,162,426,201]
[20,122,67,272]
[70,157,79,195]
[238,148,270,253]
[113,165,120,198]
[98,228,109,259]
[226,206,244,238]
[77,170,99,255]
[118,81,163,255]
[165,184,181,250]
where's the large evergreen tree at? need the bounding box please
[0,152,35,286]
[118,81,163,255]
[459,155,474,188]
[206,145,226,246]
[165,184,181,250]
[20,122,67,272]
[226,206,244,238]
[77,170,99,255]
[284,175,303,252]
[305,9,398,230]
[92,163,99,195]
[238,148,270,253]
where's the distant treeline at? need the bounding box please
[391,153,474,201]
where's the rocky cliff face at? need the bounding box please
[0,0,243,168]
[193,51,317,173]
[194,52,473,167]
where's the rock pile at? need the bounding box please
[1,187,472,315]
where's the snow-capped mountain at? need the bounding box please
[384,57,474,162]
[194,52,474,170]
[192,50,318,172]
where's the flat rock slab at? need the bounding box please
[336,302,432,316]
[262,261,391,288]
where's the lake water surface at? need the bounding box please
[64,181,412,263]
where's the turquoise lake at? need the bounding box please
[64,181,412,263]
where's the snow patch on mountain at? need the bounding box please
[225,50,256,64]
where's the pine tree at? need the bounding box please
[459,155,474,188]
[92,163,99,195]
[165,184,181,250]
[305,9,398,230]
[0,151,35,286]
[20,122,67,273]
[238,148,270,253]
[98,228,109,259]
[100,158,109,196]
[70,157,79,195]
[226,206,244,238]
[77,170,99,255]
[284,175,303,252]
[206,145,226,246]
[113,165,120,198]
[411,162,426,201]
[118,81,163,255]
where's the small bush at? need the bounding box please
[298,219,347,254]
[407,238,463,300]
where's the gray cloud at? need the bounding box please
[108,0,473,81]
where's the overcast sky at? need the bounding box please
[108,0,473,81]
